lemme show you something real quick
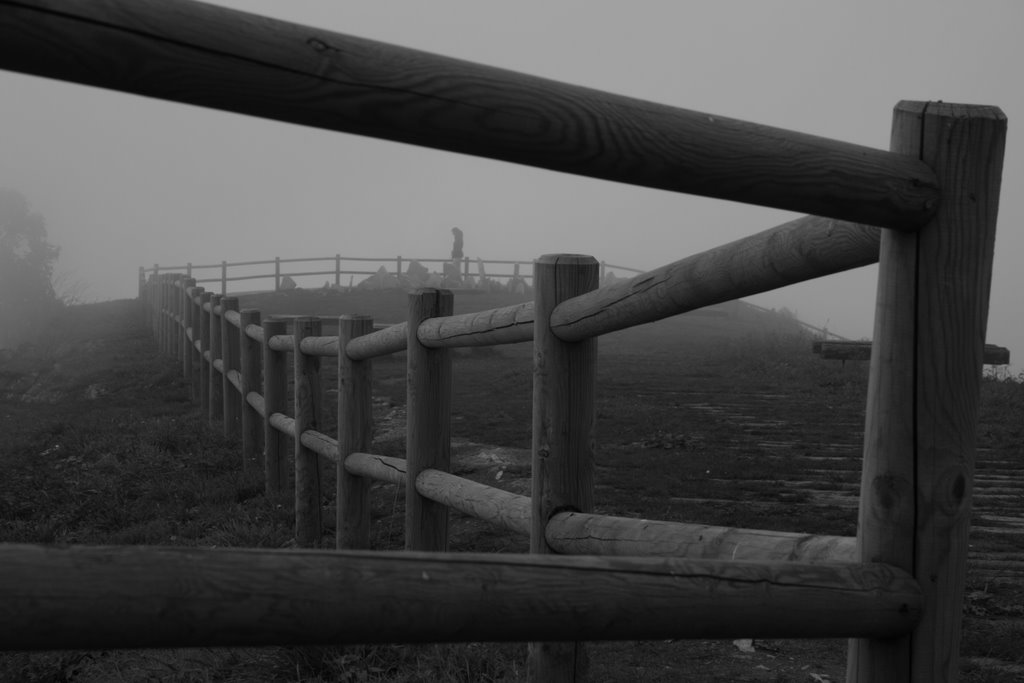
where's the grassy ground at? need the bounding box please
[1,292,1022,681]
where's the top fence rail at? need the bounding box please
[0,0,938,230]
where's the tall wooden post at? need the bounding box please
[208,294,223,424]
[262,318,289,495]
[189,286,205,403]
[169,275,181,361]
[405,289,454,551]
[849,102,1006,683]
[274,257,281,291]
[337,314,375,549]
[182,279,196,392]
[198,291,212,415]
[239,309,263,473]
[220,260,228,296]
[529,254,599,682]
[220,297,241,440]
[158,275,168,354]
[294,317,324,547]
[334,254,341,287]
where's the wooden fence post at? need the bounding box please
[405,289,454,551]
[188,286,205,402]
[262,318,289,495]
[174,275,186,363]
[396,255,403,277]
[208,294,223,424]
[337,314,375,549]
[239,309,263,473]
[157,275,168,354]
[182,278,196,391]
[220,297,241,440]
[220,260,228,296]
[199,291,212,415]
[530,254,599,682]
[849,102,1006,682]
[274,257,281,291]
[294,317,324,547]
[334,254,341,287]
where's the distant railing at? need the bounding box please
[0,2,1008,681]
[138,255,644,297]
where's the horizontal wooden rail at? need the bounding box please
[546,512,856,563]
[268,412,296,439]
[267,334,294,352]
[246,391,265,419]
[224,310,241,327]
[299,429,341,464]
[416,469,532,536]
[551,215,880,342]
[0,0,939,229]
[417,302,535,349]
[345,452,408,486]
[0,544,921,649]
[345,322,408,361]
[298,335,339,357]
[812,340,1011,365]
[244,324,263,343]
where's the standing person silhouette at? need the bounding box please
[451,227,464,260]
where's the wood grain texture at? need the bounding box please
[0,0,938,229]
[405,290,454,552]
[337,315,375,549]
[261,319,289,495]
[848,102,1007,683]
[239,309,263,473]
[198,291,212,415]
[298,334,339,357]
[207,294,223,423]
[551,215,880,342]
[530,254,599,681]
[415,469,532,536]
[220,297,241,440]
[344,452,407,486]
[182,282,198,400]
[344,321,408,361]
[293,317,325,548]
[0,545,921,650]
[417,302,535,348]
[547,512,855,563]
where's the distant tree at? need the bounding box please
[0,189,61,348]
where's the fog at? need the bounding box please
[2,1,1022,369]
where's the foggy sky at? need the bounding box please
[2,1,1021,369]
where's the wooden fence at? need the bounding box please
[0,2,1008,681]
[137,255,644,297]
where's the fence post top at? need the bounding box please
[536,254,599,265]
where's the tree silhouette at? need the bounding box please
[0,189,61,348]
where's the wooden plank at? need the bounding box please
[337,315,375,549]
[405,289,454,552]
[0,544,921,650]
[849,102,1007,683]
[0,0,938,230]
[546,512,855,563]
[530,254,599,681]
[550,216,880,342]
